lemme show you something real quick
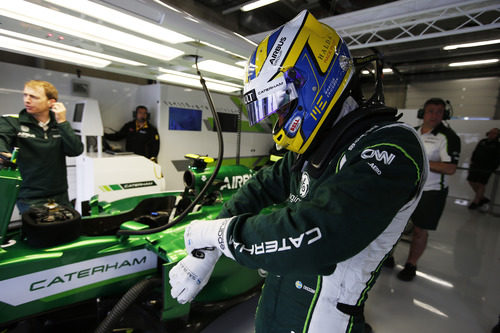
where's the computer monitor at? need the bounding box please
[214,112,239,132]
[168,107,202,131]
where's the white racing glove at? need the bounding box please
[169,218,235,304]
[184,217,235,259]
[169,249,220,304]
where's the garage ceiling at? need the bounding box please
[0,0,498,90]
[166,0,500,83]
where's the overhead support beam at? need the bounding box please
[247,0,500,49]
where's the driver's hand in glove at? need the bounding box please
[169,218,235,304]
[184,218,235,259]
[169,248,220,304]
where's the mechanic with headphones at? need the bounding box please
[467,127,500,209]
[169,11,428,332]
[0,80,84,213]
[104,105,160,161]
[396,97,461,281]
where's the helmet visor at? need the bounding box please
[244,75,299,126]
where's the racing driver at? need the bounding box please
[169,10,428,333]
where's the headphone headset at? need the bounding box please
[417,98,451,120]
[132,105,150,120]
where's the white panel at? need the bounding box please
[406,77,500,118]
[159,85,248,190]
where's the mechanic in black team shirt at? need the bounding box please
[104,105,159,161]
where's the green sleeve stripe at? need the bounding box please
[302,275,322,333]
[364,143,422,185]
[335,152,346,174]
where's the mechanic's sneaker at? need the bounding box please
[382,256,395,268]
[480,197,490,206]
[397,263,417,281]
[468,202,479,210]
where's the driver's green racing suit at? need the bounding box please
[218,121,428,333]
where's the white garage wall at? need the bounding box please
[2,61,499,213]
[158,84,273,190]
[406,77,500,119]
[0,62,274,201]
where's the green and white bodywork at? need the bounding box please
[0,157,269,329]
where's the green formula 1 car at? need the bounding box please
[0,154,271,332]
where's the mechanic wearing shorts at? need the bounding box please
[397,98,461,281]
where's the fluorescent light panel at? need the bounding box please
[194,60,245,79]
[199,41,248,60]
[0,35,110,68]
[45,0,193,44]
[151,0,182,13]
[449,59,499,67]
[235,61,248,67]
[233,32,258,46]
[361,69,393,74]
[157,69,242,93]
[444,39,500,50]
[241,0,280,12]
[0,29,146,67]
[0,0,183,62]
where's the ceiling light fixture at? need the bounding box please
[444,39,500,50]
[0,0,184,62]
[449,59,499,67]
[198,41,248,60]
[45,0,193,44]
[151,0,181,13]
[0,35,111,68]
[194,60,245,80]
[0,29,146,67]
[241,0,280,12]
[235,61,248,68]
[157,69,242,93]
[233,32,258,47]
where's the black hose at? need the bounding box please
[94,277,162,333]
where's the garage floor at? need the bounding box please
[202,198,500,333]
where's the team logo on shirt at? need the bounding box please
[17,132,35,138]
[20,125,29,132]
[295,280,316,294]
[299,172,310,198]
[360,148,395,165]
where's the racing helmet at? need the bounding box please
[243,10,355,154]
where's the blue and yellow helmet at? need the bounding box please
[243,10,354,154]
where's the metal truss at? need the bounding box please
[321,0,500,50]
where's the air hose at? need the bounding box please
[94,277,162,333]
